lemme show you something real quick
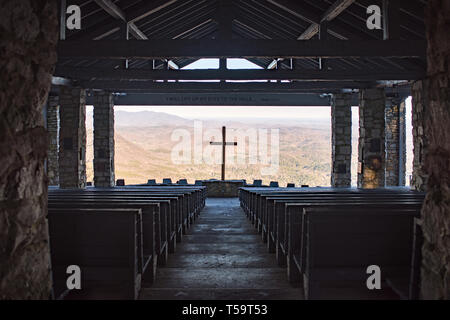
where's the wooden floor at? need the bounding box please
[139,198,303,300]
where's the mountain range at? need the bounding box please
[86,110,355,186]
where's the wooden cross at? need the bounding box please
[210,126,237,181]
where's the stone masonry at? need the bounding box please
[411,80,429,192]
[357,88,386,188]
[93,92,115,187]
[0,0,58,299]
[59,87,87,189]
[420,0,450,300]
[46,95,59,186]
[202,180,245,197]
[331,93,352,187]
[385,97,406,186]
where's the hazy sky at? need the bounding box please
[182,58,262,70]
[113,105,332,119]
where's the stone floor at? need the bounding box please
[139,198,303,300]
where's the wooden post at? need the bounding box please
[222,126,226,180]
[210,126,238,181]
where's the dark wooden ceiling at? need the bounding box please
[53,0,428,105]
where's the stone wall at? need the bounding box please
[385,98,406,186]
[202,180,245,197]
[411,80,429,192]
[357,88,386,188]
[398,100,407,186]
[420,0,450,300]
[0,1,58,299]
[331,93,352,187]
[46,95,59,186]
[93,92,115,187]
[59,87,87,189]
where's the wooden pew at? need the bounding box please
[239,187,425,300]
[285,200,423,279]
[95,186,206,222]
[244,187,419,236]
[119,185,207,215]
[241,188,422,250]
[270,194,423,264]
[49,200,163,271]
[261,194,422,268]
[48,208,143,300]
[299,204,421,299]
[49,186,205,239]
[50,195,177,255]
[48,185,206,299]
[386,217,423,300]
[49,187,205,255]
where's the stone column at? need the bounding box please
[331,93,352,187]
[59,87,87,189]
[0,1,58,299]
[93,92,115,187]
[410,80,429,192]
[46,95,60,186]
[420,0,450,300]
[357,88,386,188]
[385,97,406,186]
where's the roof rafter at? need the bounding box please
[298,0,356,40]
[69,0,180,40]
[93,0,148,40]
[266,0,320,25]
[93,0,182,70]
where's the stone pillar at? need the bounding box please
[0,1,58,299]
[331,93,352,187]
[410,80,429,192]
[46,96,60,186]
[357,88,386,188]
[93,92,115,187]
[385,98,406,186]
[59,87,87,189]
[420,0,450,300]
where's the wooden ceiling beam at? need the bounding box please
[55,66,424,81]
[58,39,426,59]
[78,80,374,92]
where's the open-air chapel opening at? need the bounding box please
[1,0,449,301]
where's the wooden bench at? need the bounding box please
[386,217,423,300]
[271,194,423,264]
[49,200,163,271]
[103,186,206,223]
[49,186,206,239]
[48,208,143,300]
[49,195,177,255]
[299,204,420,299]
[48,185,206,299]
[241,188,422,250]
[49,187,206,252]
[239,187,425,299]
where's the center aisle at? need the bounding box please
[139,198,303,300]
